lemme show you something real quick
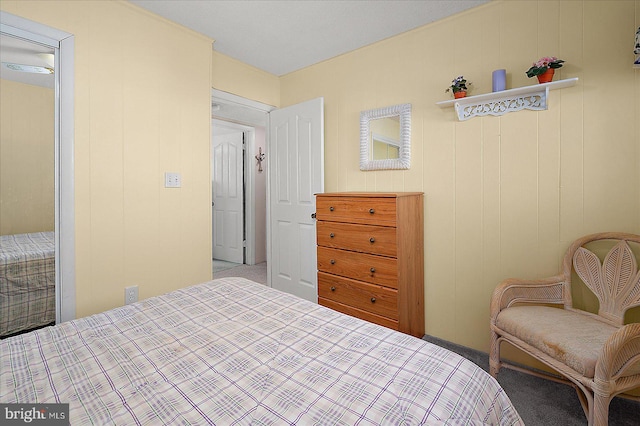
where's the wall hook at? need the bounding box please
[255,147,266,172]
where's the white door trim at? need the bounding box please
[0,11,76,323]
[211,89,275,118]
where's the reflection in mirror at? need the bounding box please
[360,103,411,170]
[371,117,400,160]
[0,33,56,337]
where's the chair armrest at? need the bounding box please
[594,323,640,388]
[490,275,565,321]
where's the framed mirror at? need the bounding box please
[360,103,411,171]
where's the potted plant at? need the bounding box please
[526,56,564,83]
[445,76,472,98]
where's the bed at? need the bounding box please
[0,231,56,337]
[1,277,523,425]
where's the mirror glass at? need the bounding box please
[360,103,411,170]
[371,117,400,160]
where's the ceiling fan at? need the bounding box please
[1,53,54,74]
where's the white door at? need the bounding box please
[212,130,244,263]
[268,97,324,302]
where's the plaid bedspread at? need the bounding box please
[1,277,523,425]
[0,232,55,336]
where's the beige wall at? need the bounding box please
[1,1,214,317]
[212,51,280,107]
[0,79,54,235]
[280,0,640,352]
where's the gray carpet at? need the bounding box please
[212,261,267,285]
[422,335,640,425]
[212,259,242,273]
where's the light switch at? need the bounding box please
[164,172,181,188]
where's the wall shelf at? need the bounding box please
[436,77,578,121]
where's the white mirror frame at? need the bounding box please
[360,103,411,171]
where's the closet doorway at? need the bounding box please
[0,11,75,331]
[211,90,272,275]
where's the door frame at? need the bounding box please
[211,89,274,268]
[0,11,76,322]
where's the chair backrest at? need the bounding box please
[562,232,640,326]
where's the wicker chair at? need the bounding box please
[490,232,640,426]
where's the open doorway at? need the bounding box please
[210,91,324,299]
[0,11,75,333]
[211,90,272,283]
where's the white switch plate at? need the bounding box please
[164,172,181,188]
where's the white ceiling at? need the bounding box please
[0,1,488,88]
[129,0,489,76]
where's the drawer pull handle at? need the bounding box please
[330,286,336,292]
[330,259,336,265]
[329,206,334,211]
[369,237,375,243]
[370,267,376,273]
[370,297,376,303]
[369,208,375,214]
[330,233,335,238]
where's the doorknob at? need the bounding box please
[311,213,316,219]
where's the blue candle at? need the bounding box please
[492,69,506,92]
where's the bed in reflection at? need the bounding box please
[0,231,55,337]
[1,276,523,425]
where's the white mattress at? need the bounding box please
[1,276,522,425]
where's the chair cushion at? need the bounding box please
[496,306,617,378]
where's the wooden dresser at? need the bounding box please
[315,192,424,337]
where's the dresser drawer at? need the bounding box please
[316,197,397,226]
[317,246,398,289]
[316,221,397,257]
[318,297,399,331]
[318,272,398,319]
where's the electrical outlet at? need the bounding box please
[125,286,138,305]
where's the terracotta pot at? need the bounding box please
[454,91,467,99]
[537,68,555,84]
